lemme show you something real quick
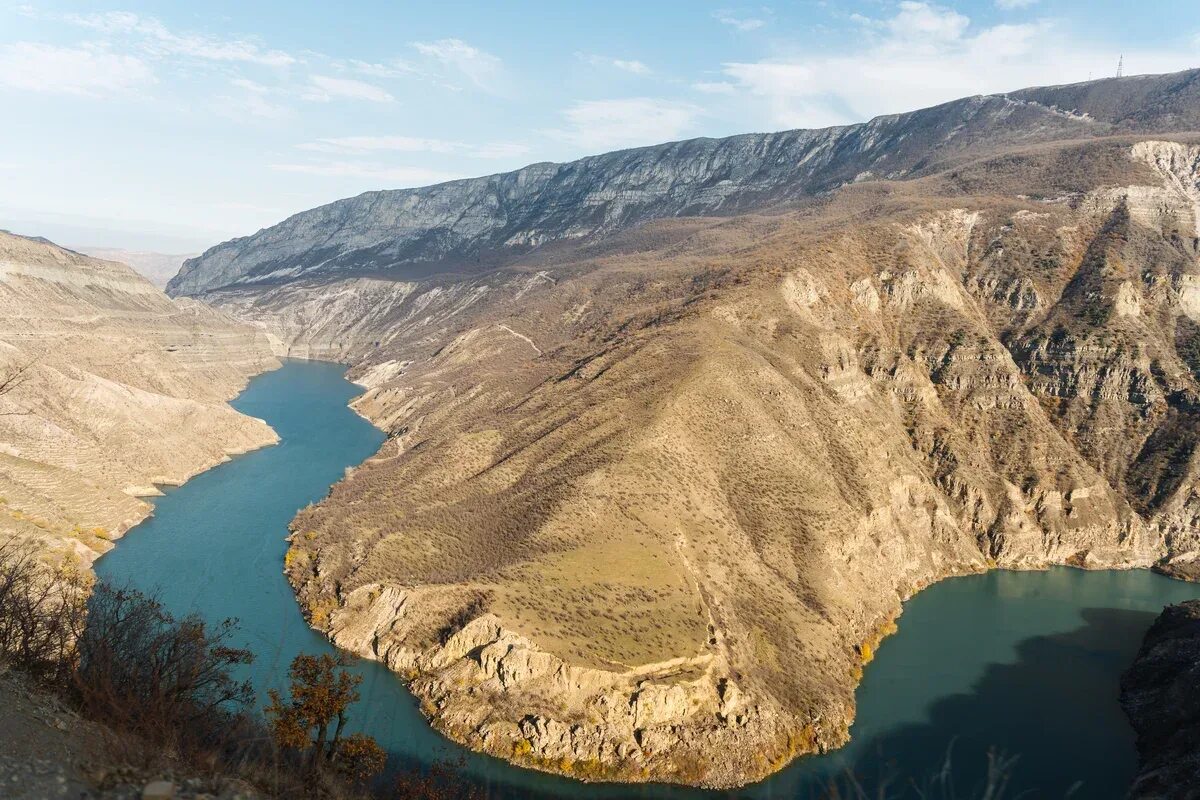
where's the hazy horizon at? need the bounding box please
[2,0,1198,251]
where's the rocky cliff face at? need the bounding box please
[1122,600,1200,799]
[247,137,1200,787]
[169,71,1200,297]
[176,71,1200,789]
[0,232,279,569]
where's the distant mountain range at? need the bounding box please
[169,68,1200,297]
[75,247,198,289]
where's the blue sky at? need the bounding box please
[1,1,1197,251]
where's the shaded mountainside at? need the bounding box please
[169,70,1200,297]
[1122,601,1200,799]
[176,71,1200,788]
[0,231,279,570]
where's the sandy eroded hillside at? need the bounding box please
[0,232,279,569]
[181,135,1200,786]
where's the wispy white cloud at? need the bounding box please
[297,135,529,159]
[411,38,504,92]
[548,98,702,151]
[612,59,651,75]
[469,141,534,160]
[719,2,1199,129]
[995,0,1039,9]
[692,80,737,94]
[0,42,154,96]
[713,10,767,32]
[301,76,394,103]
[299,136,458,155]
[216,78,290,119]
[268,161,460,186]
[578,53,651,75]
[886,1,968,43]
[22,9,296,67]
[346,58,424,80]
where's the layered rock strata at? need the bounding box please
[0,231,280,568]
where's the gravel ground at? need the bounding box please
[0,669,262,799]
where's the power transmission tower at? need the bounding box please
[1116,55,1124,78]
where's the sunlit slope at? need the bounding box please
[260,137,1200,786]
[0,231,279,566]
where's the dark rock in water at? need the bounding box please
[1121,600,1200,799]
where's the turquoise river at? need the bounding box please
[94,360,1200,799]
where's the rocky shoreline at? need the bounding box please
[288,549,1180,788]
[1122,600,1200,799]
[316,583,823,788]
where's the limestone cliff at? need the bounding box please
[176,72,1200,789]
[266,137,1200,788]
[170,71,1200,297]
[0,231,280,569]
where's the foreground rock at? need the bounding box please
[0,670,262,799]
[1121,601,1200,799]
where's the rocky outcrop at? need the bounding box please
[1121,601,1200,799]
[0,232,280,568]
[320,584,817,786]
[269,135,1200,787]
[170,70,1199,297]
[163,69,1200,788]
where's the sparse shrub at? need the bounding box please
[436,595,488,645]
[336,732,387,782]
[387,758,487,800]
[819,747,1018,799]
[0,543,493,798]
[75,583,255,750]
[266,652,386,785]
[0,540,89,685]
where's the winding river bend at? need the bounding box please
[96,361,1199,799]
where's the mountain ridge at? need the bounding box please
[169,69,1200,297]
[166,71,1200,787]
[0,230,280,570]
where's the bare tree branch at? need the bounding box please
[0,359,36,416]
[0,360,35,397]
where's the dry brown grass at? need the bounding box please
[273,133,1200,783]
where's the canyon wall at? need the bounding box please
[167,70,1200,788]
[195,139,1200,787]
[0,231,280,569]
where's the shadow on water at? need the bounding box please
[93,362,1198,800]
[449,607,1163,800]
[804,607,1159,800]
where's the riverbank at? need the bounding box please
[0,231,281,574]
[84,359,1200,799]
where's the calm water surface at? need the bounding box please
[95,361,1200,799]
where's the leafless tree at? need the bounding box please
[0,539,89,685]
[0,359,36,416]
